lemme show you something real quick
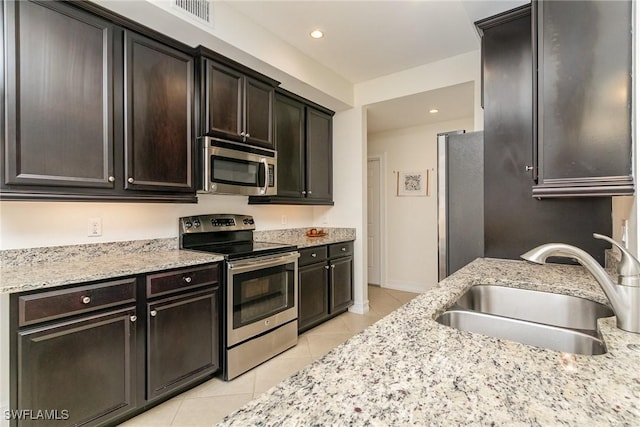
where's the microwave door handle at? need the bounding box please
[202,140,210,192]
[260,158,269,195]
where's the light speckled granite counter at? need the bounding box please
[0,239,223,294]
[254,227,355,248]
[219,258,640,426]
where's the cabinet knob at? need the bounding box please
[331,264,335,269]
[150,310,158,317]
[302,191,307,195]
[240,131,246,137]
[246,133,250,138]
[311,253,317,257]
[525,165,534,172]
[81,296,91,304]
[341,247,346,252]
[308,191,313,195]
[108,176,115,182]
[130,315,137,322]
[128,177,135,183]
[183,276,192,283]
[325,265,330,270]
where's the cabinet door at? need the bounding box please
[244,78,274,148]
[534,0,633,197]
[147,288,219,400]
[17,308,137,427]
[4,0,115,189]
[329,257,353,314]
[274,94,305,198]
[124,31,194,192]
[203,60,243,140]
[305,108,333,201]
[298,262,329,332]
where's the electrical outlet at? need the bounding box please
[88,217,102,237]
[281,215,287,225]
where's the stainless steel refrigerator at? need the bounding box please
[437,130,484,280]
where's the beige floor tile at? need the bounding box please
[303,315,350,335]
[253,355,314,395]
[118,397,182,426]
[306,332,353,358]
[171,394,253,427]
[278,335,312,358]
[369,297,403,317]
[338,310,383,334]
[181,371,255,399]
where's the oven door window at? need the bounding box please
[211,156,261,187]
[232,262,295,329]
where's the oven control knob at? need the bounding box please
[193,219,201,227]
[184,221,193,229]
[264,319,270,326]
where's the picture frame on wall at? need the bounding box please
[397,170,429,196]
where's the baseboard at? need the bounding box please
[349,299,370,314]
[384,280,432,294]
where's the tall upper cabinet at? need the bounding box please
[532,0,633,197]
[1,0,195,202]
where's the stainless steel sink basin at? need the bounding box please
[436,285,614,355]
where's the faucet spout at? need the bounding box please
[521,241,640,334]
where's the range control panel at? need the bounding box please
[179,214,255,234]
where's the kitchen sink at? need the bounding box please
[435,285,614,355]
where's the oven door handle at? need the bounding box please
[260,157,269,195]
[227,252,299,273]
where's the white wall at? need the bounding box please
[0,196,315,250]
[368,117,474,293]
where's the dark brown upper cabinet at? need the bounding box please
[124,30,193,193]
[3,1,116,190]
[532,0,633,197]
[198,48,278,149]
[249,90,334,205]
[1,0,196,202]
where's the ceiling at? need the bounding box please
[224,0,528,132]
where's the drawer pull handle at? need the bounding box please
[183,276,192,283]
[81,296,91,304]
[150,310,158,317]
[130,315,137,322]
[311,253,317,257]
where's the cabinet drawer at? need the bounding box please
[328,242,353,258]
[299,246,328,266]
[18,278,137,327]
[147,264,219,298]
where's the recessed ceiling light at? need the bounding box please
[310,29,324,39]
[429,109,439,114]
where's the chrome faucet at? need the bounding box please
[521,233,640,334]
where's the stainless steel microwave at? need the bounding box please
[199,137,276,196]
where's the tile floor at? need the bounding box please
[119,285,419,427]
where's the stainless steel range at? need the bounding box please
[179,214,299,380]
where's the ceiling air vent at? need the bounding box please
[172,0,212,26]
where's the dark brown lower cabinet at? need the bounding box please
[298,242,354,333]
[147,289,219,400]
[298,262,329,331]
[17,308,137,427]
[329,257,353,313]
[11,263,221,427]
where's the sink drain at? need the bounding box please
[628,344,640,352]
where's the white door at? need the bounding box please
[367,158,382,285]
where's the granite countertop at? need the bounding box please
[0,239,223,294]
[254,227,355,248]
[219,258,640,426]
